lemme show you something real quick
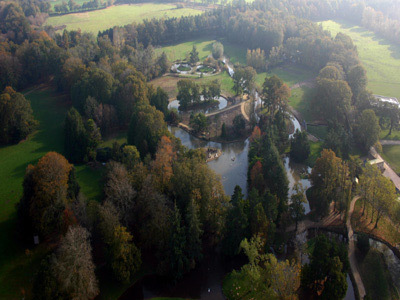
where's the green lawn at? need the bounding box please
[149,71,235,98]
[320,20,400,101]
[155,38,246,64]
[0,87,103,298]
[380,128,400,141]
[288,86,316,123]
[255,64,316,89]
[307,141,323,166]
[381,145,400,174]
[45,3,203,34]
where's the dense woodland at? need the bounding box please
[1,0,400,299]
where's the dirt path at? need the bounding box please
[347,196,366,299]
[290,79,316,89]
[205,101,245,118]
[380,139,400,145]
[240,100,251,122]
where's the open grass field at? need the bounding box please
[155,38,246,64]
[45,3,203,34]
[150,72,235,98]
[320,20,400,101]
[381,145,400,174]
[0,87,104,298]
[255,65,316,89]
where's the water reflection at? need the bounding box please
[368,237,400,293]
[284,157,311,214]
[168,97,228,115]
[169,126,248,196]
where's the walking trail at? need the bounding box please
[347,196,366,299]
[380,139,400,145]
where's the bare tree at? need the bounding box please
[53,226,99,300]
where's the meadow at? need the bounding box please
[0,87,103,298]
[45,3,203,34]
[153,38,317,101]
[381,145,400,174]
[320,20,400,101]
[155,38,246,64]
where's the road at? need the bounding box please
[205,100,246,117]
[380,139,400,145]
[347,196,366,299]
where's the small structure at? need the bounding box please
[204,147,221,162]
[368,157,385,171]
[373,95,400,108]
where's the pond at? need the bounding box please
[367,236,400,293]
[168,96,228,115]
[169,126,249,197]
[169,119,312,214]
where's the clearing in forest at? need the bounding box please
[320,20,400,101]
[45,3,203,34]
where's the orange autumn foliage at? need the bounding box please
[152,136,176,191]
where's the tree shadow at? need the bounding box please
[203,42,213,55]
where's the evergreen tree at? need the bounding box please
[189,45,199,64]
[64,107,87,163]
[290,129,310,163]
[167,204,188,282]
[185,199,203,268]
[222,186,249,256]
[221,122,227,139]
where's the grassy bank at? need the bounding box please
[381,145,400,174]
[352,199,400,246]
[255,65,316,89]
[45,3,203,34]
[320,20,400,101]
[358,249,398,300]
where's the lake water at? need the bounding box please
[168,96,228,115]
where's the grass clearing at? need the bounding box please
[0,87,103,298]
[150,71,234,98]
[380,128,400,141]
[381,145,400,174]
[155,38,246,64]
[255,64,316,89]
[320,20,400,101]
[45,3,203,34]
[288,86,316,123]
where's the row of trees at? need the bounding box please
[358,163,398,228]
